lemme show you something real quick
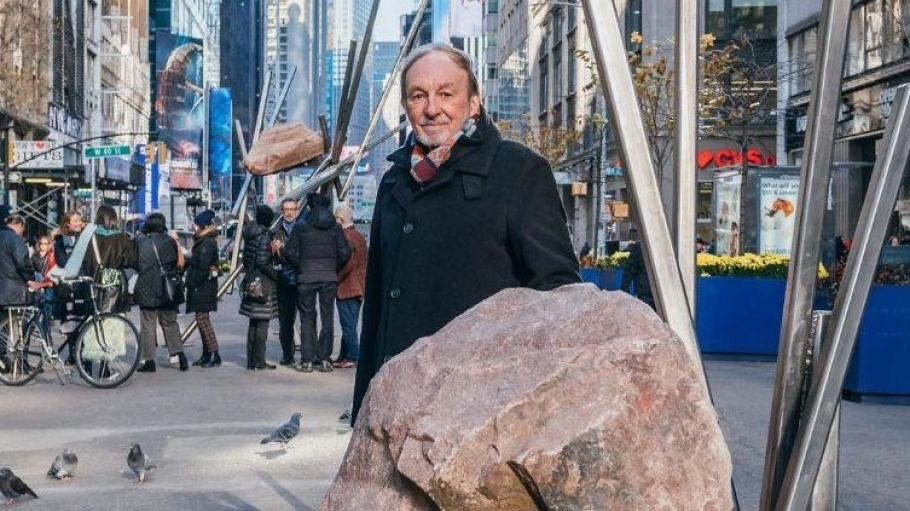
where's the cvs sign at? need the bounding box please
[697,148,776,170]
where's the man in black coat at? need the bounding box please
[269,198,302,365]
[620,240,655,310]
[0,206,34,307]
[282,193,351,373]
[350,43,580,424]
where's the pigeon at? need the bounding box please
[47,448,79,480]
[127,444,157,483]
[260,412,302,448]
[0,467,39,504]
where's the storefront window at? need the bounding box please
[882,0,905,63]
[864,0,883,69]
[706,0,727,37]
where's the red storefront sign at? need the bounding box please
[697,148,776,169]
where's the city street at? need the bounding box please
[1,291,908,510]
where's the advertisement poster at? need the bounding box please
[433,0,483,43]
[758,176,800,255]
[208,87,232,205]
[714,172,742,256]
[155,31,204,190]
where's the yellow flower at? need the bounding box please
[701,33,716,48]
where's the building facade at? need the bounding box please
[781,0,910,241]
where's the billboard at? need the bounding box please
[155,31,205,190]
[8,141,64,169]
[433,0,483,43]
[714,171,742,256]
[208,87,232,205]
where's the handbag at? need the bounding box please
[90,236,130,313]
[152,238,185,306]
[242,275,266,304]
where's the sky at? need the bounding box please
[373,1,416,42]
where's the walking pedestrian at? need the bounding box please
[133,213,187,372]
[185,210,222,367]
[269,198,301,365]
[350,43,580,424]
[240,205,279,370]
[332,205,366,369]
[282,193,351,374]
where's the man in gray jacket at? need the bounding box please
[282,193,351,373]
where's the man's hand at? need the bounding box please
[271,239,283,254]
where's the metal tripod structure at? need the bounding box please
[183,1,909,508]
[582,1,910,510]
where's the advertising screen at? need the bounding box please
[155,31,204,190]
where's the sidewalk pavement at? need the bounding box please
[0,291,907,510]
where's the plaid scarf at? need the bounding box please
[410,117,478,185]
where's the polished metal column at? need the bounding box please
[808,310,838,511]
[674,0,698,315]
[775,84,910,511]
[759,1,852,508]
[580,0,704,391]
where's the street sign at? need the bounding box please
[83,144,131,159]
[8,141,65,169]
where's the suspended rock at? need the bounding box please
[321,283,732,511]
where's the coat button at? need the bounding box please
[402,223,414,234]
[390,288,401,299]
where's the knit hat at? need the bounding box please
[0,205,10,223]
[194,209,216,228]
[255,205,275,227]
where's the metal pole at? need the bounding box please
[2,126,9,206]
[675,0,698,315]
[808,310,838,511]
[580,0,705,392]
[340,0,430,199]
[759,1,851,508]
[774,84,910,511]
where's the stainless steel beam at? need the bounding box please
[674,0,698,316]
[580,0,704,391]
[775,84,910,511]
[266,64,297,128]
[759,1,851,508]
[808,310,838,511]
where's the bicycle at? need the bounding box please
[0,276,141,388]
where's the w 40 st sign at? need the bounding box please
[83,144,131,159]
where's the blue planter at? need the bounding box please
[580,268,624,291]
[843,285,910,402]
[696,276,786,357]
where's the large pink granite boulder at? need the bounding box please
[321,283,732,510]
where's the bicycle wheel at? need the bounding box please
[0,314,46,386]
[74,313,140,388]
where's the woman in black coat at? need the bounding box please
[133,213,187,372]
[239,205,279,370]
[185,210,221,367]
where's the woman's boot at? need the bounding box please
[201,350,221,367]
[177,352,188,371]
[192,348,211,367]
[136,360,156,373]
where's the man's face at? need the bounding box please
[281,202,298,223]
[404,51,481,148]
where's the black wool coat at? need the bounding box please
[133,233,180,309]
[284,201,351,284]
[0,226,33,306]
[185,228,219,313]
[351,113,581,422]
[238,223,278,320]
